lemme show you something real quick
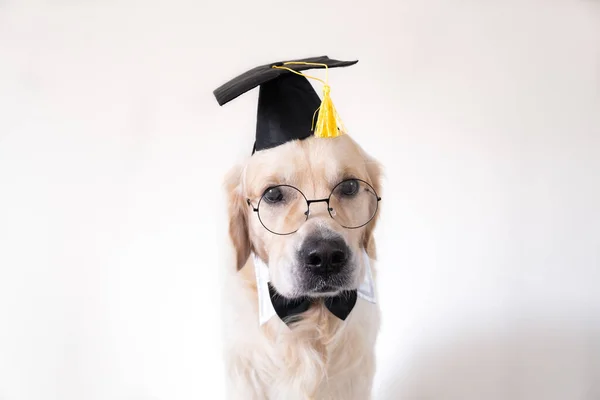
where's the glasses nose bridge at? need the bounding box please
[306,198,331,216]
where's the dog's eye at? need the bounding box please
[338,179,360,197]
[263,187,284,203]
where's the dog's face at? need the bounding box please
[226,135,381,299]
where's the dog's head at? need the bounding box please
[225,134,382,299]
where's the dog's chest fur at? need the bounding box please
[223,260,380,400]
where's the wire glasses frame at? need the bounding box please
[246,178,382,236]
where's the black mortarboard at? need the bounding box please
[213,56,358,153]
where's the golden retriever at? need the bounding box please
[222,133,382,400]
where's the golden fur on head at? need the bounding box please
[222,134,382,400]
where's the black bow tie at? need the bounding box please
[268,283,357,325]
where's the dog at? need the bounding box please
[222,133,382,400]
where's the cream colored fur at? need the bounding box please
[222,135,382,400]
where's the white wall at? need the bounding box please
[1,0,599,399]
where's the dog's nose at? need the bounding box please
[300,237,349,275]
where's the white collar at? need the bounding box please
[253,250,377,326]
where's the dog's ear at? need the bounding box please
[363,154,383,260]
[224,164,251,271]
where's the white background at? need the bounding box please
[1,0,599,399]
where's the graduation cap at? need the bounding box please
[213,56,358,153]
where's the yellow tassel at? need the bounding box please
[272,62,346,139]
[313,84,343,138]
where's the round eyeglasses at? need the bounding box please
[246,179,381,235]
